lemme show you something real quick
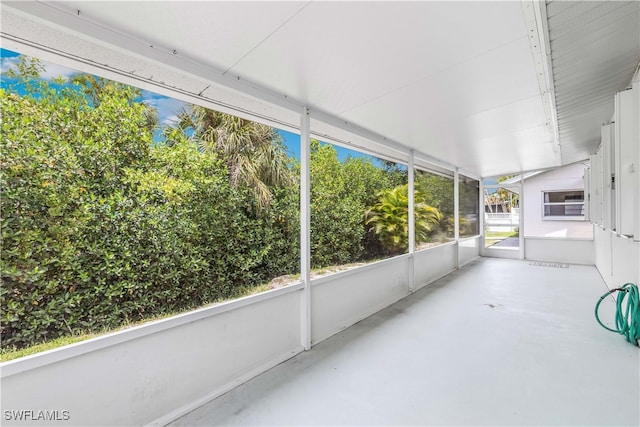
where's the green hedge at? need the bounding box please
[0,87,299,348]
[1,65,447,350]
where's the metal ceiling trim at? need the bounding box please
[522,0,562,164]
[555,89,633,115]
[547,1,631,39]
[554,65,637,92]
[543,0,640,168]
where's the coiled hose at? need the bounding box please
[595,283,640,346]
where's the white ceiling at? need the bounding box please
[1,1,638,177]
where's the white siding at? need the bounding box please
[522,163,593,238]
[524,238,594,265]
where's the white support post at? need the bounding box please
[633,81,640,242]
[518,174,525,260]
[300,106,311,351]
[454,168,460,269]
[479,180,485,254]
[408,150,415,292]
[601,124,613,231]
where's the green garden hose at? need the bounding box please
[595,283,640,346]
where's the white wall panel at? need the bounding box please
[1,289,303,426]
[311,257,410,345]
[414,244,457,291]
[637,81,640,241]
[601,124,614,230]
[594,226,612,280]
[609,235,640,290]
[459,236,481,267]
[524,238,594,265]
[594,227,639,290]
[615,87,639,238]
[596,148,604,226]
[591,152,601,225]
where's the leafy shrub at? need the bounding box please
[0,79,299,348]
[365,184,443,255]
[309,141,398,267]
[0,57,424,350]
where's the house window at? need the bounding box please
[542,190,585,219]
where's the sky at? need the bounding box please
[1,47,186,126]
[1,48,386,165]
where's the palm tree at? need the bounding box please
[170,104,293,213]
[366,184,442,255]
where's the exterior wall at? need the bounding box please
[591,81,639,290]
[524,237,594,265]
[522,163,593,239]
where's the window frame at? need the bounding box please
[458,175,480,238]
[541,189,586,221]
[413,166,455,251]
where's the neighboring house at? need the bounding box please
[517,163,593,239]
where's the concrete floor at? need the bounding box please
[170,258,640,426]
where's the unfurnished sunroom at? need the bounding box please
[0,1,639,426]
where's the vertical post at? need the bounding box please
[519,174,525,260]
[601,124,612,230]
[408,151,415,292]
[614,93,622,237]
[479,180,485,255]
[300,106,311,350]
[634,81,640,242]
[454,168,460,269]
